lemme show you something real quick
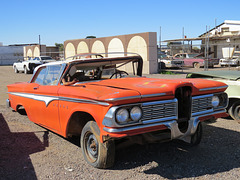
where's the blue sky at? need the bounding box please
[1,0,240,46]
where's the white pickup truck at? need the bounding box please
[13,56,56,74]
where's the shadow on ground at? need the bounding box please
[113,122,240,179]
[0,113,49,179]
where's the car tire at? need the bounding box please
[193,62,200,68]
[229,101,240,123]
[24,66,29,74]
[81,121,115,169]
[14,66,19,73]
[190,122,202,146]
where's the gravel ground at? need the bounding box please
[0,66,239,180]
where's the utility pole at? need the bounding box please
[159,26,162,72]
[39,35,41,56]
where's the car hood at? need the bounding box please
[81,77,228,103]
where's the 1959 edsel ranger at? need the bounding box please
[6,53,228,168]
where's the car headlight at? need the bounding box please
[212,96,220,107]
[130,106,142,121]
[116,108,129,124]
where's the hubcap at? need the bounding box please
[86,134,98,161]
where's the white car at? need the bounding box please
[158,54,184,69]
[219,51,240,67]
[13,56,56,74]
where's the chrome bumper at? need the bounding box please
[6,99,10,108]
[103,109,225,141]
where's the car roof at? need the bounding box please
[34,54,142,71]
[188,70,240,80]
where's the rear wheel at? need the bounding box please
[81,121,115,168]
[193,62,200,68]
[14,66,19,73]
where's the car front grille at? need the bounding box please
[141,99,178,124]
[140,94,214,124]
[192,94,213,116]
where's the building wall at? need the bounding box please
[64,32,158,74]
[24,45,47,59]
[24,45,59,59]
[0,46,23,65]
[201,20,240,59]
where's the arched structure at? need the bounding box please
[64,32,157,74]
[127,36,147,61]
[26,49,33,58]
[33,46,40,57]
[77,41,89,54]
[108,38,124,57]
[65,43,76,58]
[91,40,106,57]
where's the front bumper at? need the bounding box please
[103,110,226,141]
[6,99,10,108]
[220,61,238,66]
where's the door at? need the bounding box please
[27,64,63,132]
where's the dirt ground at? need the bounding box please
[0,66,240,180]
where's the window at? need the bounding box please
[222,27,229,32]
[41,56,53,60]
[32,67,47,85]
[32,65,62,85]
[44,65,62,85]
[34,57,40,61]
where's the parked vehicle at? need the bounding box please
[219,51,240,67]
[7,53,228,168]
[187,70,240,123]
[13,56,56,74]
[173,53,215,68]
[158,54,183,69]
[194,53,219,66]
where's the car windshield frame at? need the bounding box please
[41,56,53,60]
[188,54,199,58]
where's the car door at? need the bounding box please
[28,64,64,133]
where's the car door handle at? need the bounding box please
[33,87,39,90]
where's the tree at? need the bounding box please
[55,43,64,52]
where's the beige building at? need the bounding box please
[24,45,59,59]
[200,20,240,58]
[64,32,158,74]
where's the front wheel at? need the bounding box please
[81,121,115,169]
[190,122,202,146]
[229,101,240,123]
[24,66,29,74]
[14,66,19,73]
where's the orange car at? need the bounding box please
[7,53,228,168]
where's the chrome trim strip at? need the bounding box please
[199,85,228,91]
[192,94,213,99]
[103,109,226,133]
[141,116,178,124]
[141,93,166,98]
[105,93,167,102]
[8,92,58,107]
[105,95,141,102]
[192,109,213,117]
[8,92,109,107]
[142,98,177,106]
[59,97,109,106]
[103,120,177,133]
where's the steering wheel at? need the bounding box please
[110,71,129,79]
